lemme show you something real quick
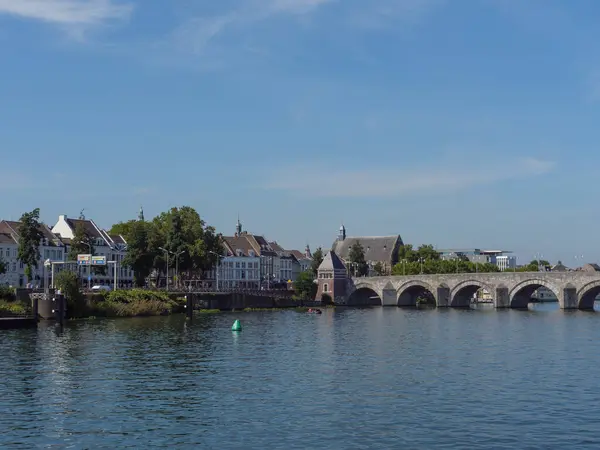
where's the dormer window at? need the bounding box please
[249,250,255,257]
[236,249,243,257]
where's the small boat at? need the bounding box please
[307,308,322,314]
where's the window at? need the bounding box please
[241,262,246,269]
[235,262,240,268]
[323,283,329,292]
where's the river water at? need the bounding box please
[1,305,600,449]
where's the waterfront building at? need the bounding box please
[269,241,299,283]
[51,214,133,287]
[438,249,516,270]
[496,255,517,271]
[0,220,66,288]
[289,245,313,277]
[331,224,403,275]
[316,250,347,302]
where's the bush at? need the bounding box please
[106,289,171,304]
[0,286,16,301]
[91,299,172,317]
[0,300,29,317]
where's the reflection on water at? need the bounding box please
[2,308,600,449]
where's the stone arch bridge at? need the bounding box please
[343,272,600,310]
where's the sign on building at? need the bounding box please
[77,254,92,265]
[92,256,107,266]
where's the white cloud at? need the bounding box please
[261,157,555,198]
[0,0,133,26]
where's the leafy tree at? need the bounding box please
[151,206,223,283]
[392,258,500,275]
[294,270,317,300]
[68,222,95,261]
[373,261,385,276]
[55,270,80,302]
[17,208,44,282]
[123,220,155,287]
[397,244,418,263]
[348,240,369,276]
[417,244,440,261]
[310,247,324,276]
[108,220,137,240]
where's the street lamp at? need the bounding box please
[209,251,224,291]
[401,259,407,276]
[173,250,186,290]
[158,247,170,291]
[419,257,424,274]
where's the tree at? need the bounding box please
[108,220,137,240]
[123,220,155,287]
[348,240,369,276]
[294,270,317,300]
[17,208,44,282]
[68,222,95,261]
[373,262,385,276]
[310,247,324,276]
[397,244,418,263]
[417,244,440,261]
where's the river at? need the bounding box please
[1,305,600,449]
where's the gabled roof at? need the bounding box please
[289,249,310,261]
[0,220,64,246]
[332,235,402,263]
[318,251,346,271]
[66,218,103,240]
[222,235,258,257]
[0,232,17,245]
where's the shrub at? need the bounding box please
[0,300,29,317]
[0,286,16,301]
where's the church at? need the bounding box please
[330,224,404,275]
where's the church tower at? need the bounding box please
[138,205,145,221]
[338,223,346,241]
[235,216,243,236]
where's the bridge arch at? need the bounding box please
[397,280,436,307]
[577,281,600,310]
[509,278,561,309]
[348,285,382,306]
[451,280,494,308]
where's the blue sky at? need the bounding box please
[1,0,599,264]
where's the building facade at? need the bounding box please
[0,220,66,288]
[316,251,347,302]
[331,224,403,275]
[51,214,134,287]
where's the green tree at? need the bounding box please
[17,208,45,282]
[123,220,155,287]
[417,244,440,261]
[68,222,95,261]
[373,261,385,276]
[397,244,418,263]
[151,206,223,283]
[55,270,80,303]
[108,220,137,240]
[310,247,324,276]
[348,240,369,276]
[294,270,317,300]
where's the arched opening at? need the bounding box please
[510,280,560,309]
[321,293,333,305]
[397,283,436,307]
[347,288,382,306]
[451,281,492,308]
[578,282,600,310]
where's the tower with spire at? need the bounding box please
[235,215,243,236]
[338,223,346,241]
[305,244,312,258]
[138,205,145,221]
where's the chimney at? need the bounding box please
[59,214,67,221]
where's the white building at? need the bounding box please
[496,255,517,271]
[51,214,134,287]
[219,234,262,290]
[0,220,66,288]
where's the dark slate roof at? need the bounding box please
[269,241,285,252]
[0,232,16,244]
[318,251,346,271]
[332,235,402,263]
[0,220,64,246]
[65,218,104,239]
[289,249,309,261]
[222,235,258,257]
[245,234,278,257]
[109,234,127,245]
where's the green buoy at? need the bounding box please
[231,319,242,332]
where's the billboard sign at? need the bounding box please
[77,254,91,265]
[92,256,107,266]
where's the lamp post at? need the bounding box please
[401,259,407,276]
[173,250,186,290]
[209,251,224,291]
[158,247,170,291]
[419,257,424,274]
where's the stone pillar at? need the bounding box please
[495,286,510,308]
[436,286,450,307]
[381,288,396,306]
[562,286,578,309]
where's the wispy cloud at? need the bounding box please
[345,0,443,30]
[0,0,133,37]
[261,157,555,198]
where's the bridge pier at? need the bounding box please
[563,285,578,309]
[381,288,396,306]
[436,285,450,307]
[495,286,510,308]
